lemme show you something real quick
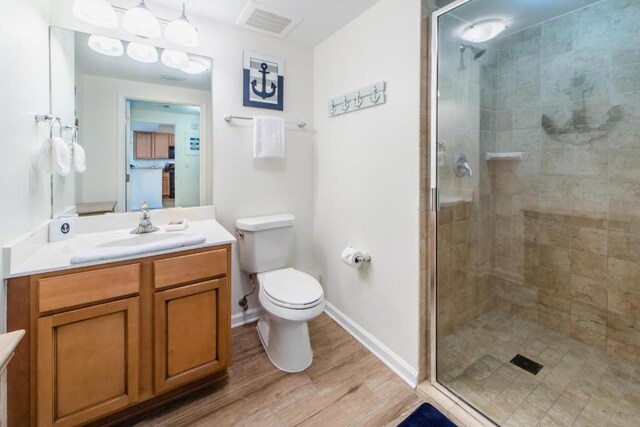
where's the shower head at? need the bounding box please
[459,44,486,60]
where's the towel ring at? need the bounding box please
[49,117,62,138]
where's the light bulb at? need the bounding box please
[88,35,124,56]
[72,0,118,28]
[123,0,161,38]
[161,49,189,69]
[127,42,158,63]
[461,19,508,43]
[165,3,198,47]
[182,57,209,74]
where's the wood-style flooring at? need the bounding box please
[128,313,422,426]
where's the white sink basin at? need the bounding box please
[98,232,186,248]
[70,232,206,264]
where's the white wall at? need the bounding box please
[76,74,211,209]
[0,0,51,331]
[313,0,422,374]
[51,1,315,319]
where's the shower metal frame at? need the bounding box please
[427,0,496,423]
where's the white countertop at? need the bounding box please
[4,206,236,278]
[0,330,25,373]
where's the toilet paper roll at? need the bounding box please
[341,247,364,268]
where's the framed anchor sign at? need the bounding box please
[243,50,284,111]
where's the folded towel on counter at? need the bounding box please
[69,233,207,264]
[38,137,71,176]
[253,116,285,158]
[72,142,86,173]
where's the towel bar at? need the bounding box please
[224,115,306,129]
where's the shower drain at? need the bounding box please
[510,354,543,375]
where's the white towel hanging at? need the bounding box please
[38,137,71,176]
[72,142,86,173]
[253,116,285,158]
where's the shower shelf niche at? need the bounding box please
[485,152,524,161]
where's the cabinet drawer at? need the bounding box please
[37,264,140,313]
[153,248,227,289]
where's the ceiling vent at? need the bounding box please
[160,73,186,82]
[236,1,301,38]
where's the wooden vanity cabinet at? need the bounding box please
[37,298,140,427]
[7,244,231,427]
[154,278,229,393]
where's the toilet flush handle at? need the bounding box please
[236,229,244,238]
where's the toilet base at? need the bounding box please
[257,314,313,373]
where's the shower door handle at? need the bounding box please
[431,187,440,212]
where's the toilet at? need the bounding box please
[236,213,325,372]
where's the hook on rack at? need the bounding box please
[329,100,336,115]
[354,91,363,108]
[341,96,350,112]
[371,87,381,104]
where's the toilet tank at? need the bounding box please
[236,214,295,274]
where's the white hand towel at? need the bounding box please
[52,137,71,176]
[37,137,71,175]
[72,142,86,173]
[253,116,285,158]
[37,138,54,173]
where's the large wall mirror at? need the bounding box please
[50,26,212,217]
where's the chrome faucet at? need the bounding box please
[454,153,473,177]
[130,201,159,234]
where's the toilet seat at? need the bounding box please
[258,268,323,310]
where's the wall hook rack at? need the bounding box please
[328,81,385,117]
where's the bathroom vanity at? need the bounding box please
[4,207,234,426]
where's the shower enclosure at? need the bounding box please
[430,0,640,424]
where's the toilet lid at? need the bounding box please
[258,268,323,307]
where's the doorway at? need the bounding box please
[125,100,201,211]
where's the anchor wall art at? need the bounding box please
[243,50,284,111]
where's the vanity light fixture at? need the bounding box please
[126,42,159,63]
[461,19,508,43]
[165,3,199,47]
[182,57,209,74]
[88,35,124,56]
[161,49,189,69]
[72,0,118,28]
[122,0,161,38]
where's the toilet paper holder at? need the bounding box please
[355,254,372,264]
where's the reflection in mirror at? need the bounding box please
[50,27,212,217]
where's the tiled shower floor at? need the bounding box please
[438,309,640,426]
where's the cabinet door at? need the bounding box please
[37,298,140,427]
[134,132,152,159]
[162,174,170,196]
[152,133,170,159]
[154,279,230,393]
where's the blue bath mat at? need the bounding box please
[398,403,456,427]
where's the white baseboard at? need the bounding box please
[231,307,263,328]
[324,301,419,388]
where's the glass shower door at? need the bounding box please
[433,0,640,425]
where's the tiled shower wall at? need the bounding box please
[488,0,640,364]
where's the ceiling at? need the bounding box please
[74,31,212,91]
[129,0,384,46]
[440,0,602,37]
